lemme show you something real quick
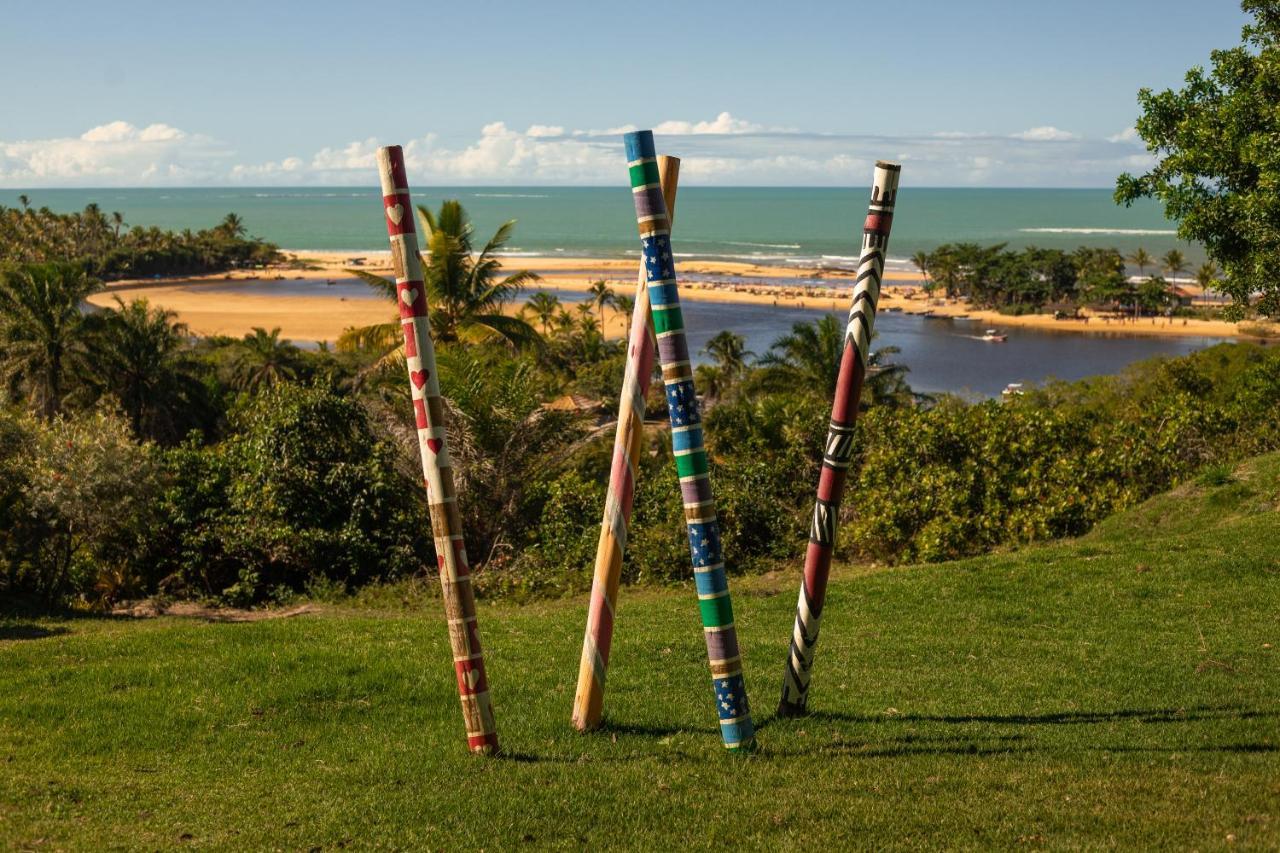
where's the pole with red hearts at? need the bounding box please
[377,145,499,754]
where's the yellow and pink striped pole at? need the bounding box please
[572,156,681,732]
[376,145,499,754]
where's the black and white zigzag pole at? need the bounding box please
[778,161,901,717]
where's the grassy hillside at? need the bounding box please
[2,454,1278,849]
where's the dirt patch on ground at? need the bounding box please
[110,601,320,622]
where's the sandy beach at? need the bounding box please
[88,249,1250,343]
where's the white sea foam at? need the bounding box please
[1019,227,1178,236]
[673,252,808,263]
[723,240,803,250]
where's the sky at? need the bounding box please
[0,0,1251,188]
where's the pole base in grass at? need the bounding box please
[571,716,602,734]
[726,738,759,754]
[468,734,501,756]
[776,698,810,718]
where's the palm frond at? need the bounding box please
[336,320,400,353]
[347,268,399,302]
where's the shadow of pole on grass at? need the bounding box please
[0,623,70,641]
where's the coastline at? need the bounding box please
[88,249,1248,343]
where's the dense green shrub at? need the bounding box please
[0,409,158,607]
[149,385,431,604]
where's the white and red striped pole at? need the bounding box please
[377,145,499,754]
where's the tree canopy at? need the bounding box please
[1116,0,1280,317]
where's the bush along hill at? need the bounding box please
[4,332,1280,610]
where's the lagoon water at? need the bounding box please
[4,187,1200,270]
[23,185,1217,395]
[218,278,1224,398]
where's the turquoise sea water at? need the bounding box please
[2,187,1198,270]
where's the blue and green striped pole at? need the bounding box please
[623,130,755,751]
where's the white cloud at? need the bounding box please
[228,156,304,180]
[525,124,565,138]
[0,120,228,185]
[1012,126,1079,142]
[0,113,1159,188]
[309,137,381,171]
[1108,127,1141,143]
[653,111,766,135]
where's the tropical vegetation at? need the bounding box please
[0,202,281,278]
[5,197,1280,613]
[1116,0,1280,317]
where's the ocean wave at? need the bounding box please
[673,252,809,263]
[251,192,367,199]
[723,240,803,250]
[1019,227,1178,235]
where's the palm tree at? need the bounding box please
[863,342,914,407]
[1127,247,1152,277]
[17,194,30,212]
[701,330,754,381]
[587,280,616,333]
[575,301,596,334]
[757,314,847,396]
[111,211,126,241]
[91,297,203,440]
[697,330,754,402]
[1195,261,1220,290]
[911,250,931,290]
[757,315,909,406]
[1162,249,1188,278]
[229,327,300,391]
[615,293,636,339]
[926,249,959,298]
[551,308,576,339]
[0,262,100,419]
[525,292,561,337]
[349,200,540,349]
[219,213,246,239]
[1137,275,1171,315]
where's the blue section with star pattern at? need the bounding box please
[641,234,676,283]
[715,675,752,742]
[664,382,701,427]
[687,521,722,569]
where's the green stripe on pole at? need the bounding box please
[629,160,661,187]
[675,450,709,479]
[699,595,735,628]
[651,305,684,335]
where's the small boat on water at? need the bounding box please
[981,329,1008,342]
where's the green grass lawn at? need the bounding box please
[3,455,1278,850]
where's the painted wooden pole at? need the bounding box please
[376,145,499,754]
[778,161,901,717]
[573,157,681,733]
[624,130,755,751]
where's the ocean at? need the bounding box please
[2,187,1198,271]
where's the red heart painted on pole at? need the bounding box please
[410,369,428,389]
[427,438,443,454]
